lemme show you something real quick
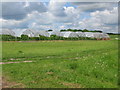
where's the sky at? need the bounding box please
[0,0,119,35]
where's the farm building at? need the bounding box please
[0,29,15,36]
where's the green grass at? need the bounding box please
[2,40,118,88]
[109,35,119,40]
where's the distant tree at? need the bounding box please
[78,29,83,32]
[0,35,2,41]
[39,35,48,40]
[29,37,39,41]
[48,29,53,31]
[21,34,29,40]
[60,29,66,32]
[67,29,73,31]
[82,29,89,32]
[2,35,16,41]
[16,37,21,41]
[91,30,102,33]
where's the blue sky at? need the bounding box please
[1,0,118,35]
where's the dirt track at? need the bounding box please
[2,77,24,88]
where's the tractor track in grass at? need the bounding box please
[2,77,25,88]
[0,61,34,64]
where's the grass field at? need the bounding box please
[2,37,119,88]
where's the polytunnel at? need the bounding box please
[47,31,64,37]
[84,32,110,39]
[83,32,95,38]
[63,31,78,38]
[76,32,86,37]
[52,31,66,37]
[38,31,50,37]
[102,33,110,39]
[0,29,15,36]
[92,33,103,39]
[22,29,39,37]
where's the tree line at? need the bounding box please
[48,29,103,33]
[0,34,97,41]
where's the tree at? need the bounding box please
[21,34,29,40]
[48,29,53,31]
[60,29,66,32]
[2,35,16,41]
[82,29,89,32]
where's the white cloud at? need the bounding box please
[78,7,118,33]
[90,7,118,25]
[48,0,66,17]
[1,1,118,33]
[72,2,117,12]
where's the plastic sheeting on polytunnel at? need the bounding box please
[76,32,86,37]
[63,31,78,38]
[47,31,53,36]
[92,33,110,39]
[22,29,39,37]
[0,29,15,36]
[38,31,50,37]
[59,32,66,37]
[92,33,104,39]
[84,32,110,39]
[52,31,66,37]
[102,33,110,38]
[51,31,60,36]
[84,32,95,38]
[47,31,64,37]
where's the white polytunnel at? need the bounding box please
[0,29,15,36]
[63,31,78,38]
[84,32,95,38]
[76,32,86,37]
[22,29,39,37]
[1,29,110,39]
[38,31,50,37]
[52,31,65,37]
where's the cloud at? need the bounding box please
[2,2,47,20]
[71,2,117,12]
[2,2,27,20]
[26,2,47,13]
[1,19,24,29]
[78,7,118,33]
[1,1,118,33]
[90,7,118,26]
[48,0,66,17]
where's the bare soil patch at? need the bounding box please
[2,77,24,88]
[0,61,33,64]
[60,82,82,88]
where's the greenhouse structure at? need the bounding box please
[38,31,50,37]
[1,29,110,40]
[62,31,78,38]
[0,29,15,36]
[22,29,39,37]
